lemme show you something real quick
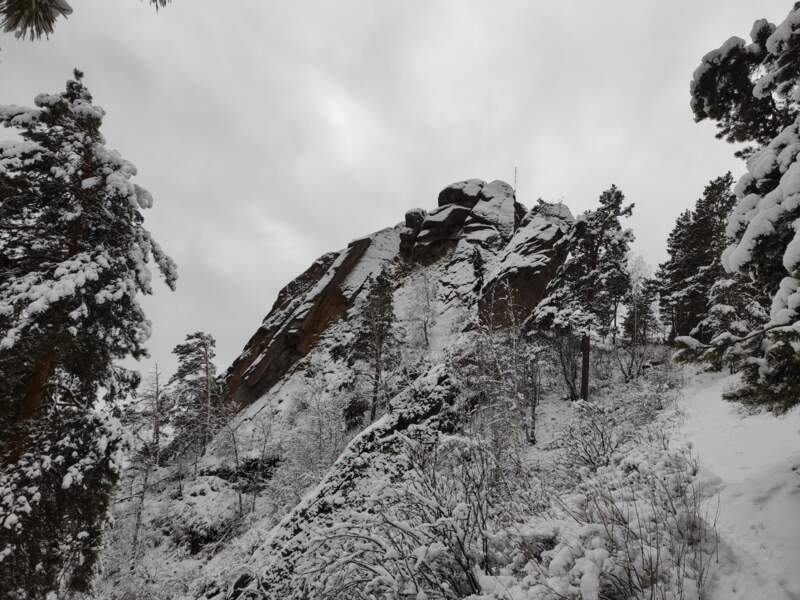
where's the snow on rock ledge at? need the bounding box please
[479,200,574,327]
[226,234,384,406]
[437,178,484,208]
[404,179,527,263]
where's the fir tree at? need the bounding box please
[678,274,768,371]
[657,209,693,340]
[598,257,630,342]
[684,174,738,339]
[534,185,634,400]
[0,71,176,597]
[616,257,660,380]
[683,5,800,409]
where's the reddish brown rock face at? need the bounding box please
[225,237,372,407]
[224,180,573,408]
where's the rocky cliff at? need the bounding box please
[195,179,575,599]
[99,179,575,600]
[225,179,572,408]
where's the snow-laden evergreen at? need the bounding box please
[657,174,738,343]
[168,331,227,462]
[0,69,176,425]
[533,185,633,400]
[0,71,176,599]
[684,5,800,409]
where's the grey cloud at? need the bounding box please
[0,0,789,376]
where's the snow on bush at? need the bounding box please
[214,361,716,600]
[301,435,499,599]
[472,382,716,600]
[162,476,242,554]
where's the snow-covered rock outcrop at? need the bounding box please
[480,200,574,327]
[225,179,570,407]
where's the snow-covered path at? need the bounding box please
[679,370,800,599]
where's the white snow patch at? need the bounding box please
[679,369,800,599]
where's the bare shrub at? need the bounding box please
[562,401,628,471]
[553,444,718,600]
[301,435,523,600]
[550,332,582,401]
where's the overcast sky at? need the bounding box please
[0,0,790,376]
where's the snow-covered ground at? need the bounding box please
[679,369,800,599]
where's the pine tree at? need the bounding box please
[357,267,398,422]
[622,278,658,346]
[534,185,634,400]
[690,15,798,158]
[0,70,177,434]
[1,0,170,39]
[683,6,800,409]
[617,257,660,380]
[658,174,737,342]
[684,174,738,340]
[0,71,176,597]
[598,257,630,342]
[169,331,224,461]
[657,210,693,340]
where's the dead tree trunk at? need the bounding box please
[369,349,381,422]
[580,334,590,401]
[130,462,151,568]
[152,364,161,466]
[203,341,212,454]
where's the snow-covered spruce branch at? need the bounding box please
[674,322,788,354]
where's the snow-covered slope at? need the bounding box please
[95,180,576,599]
[95,175,799,600]
[679,370,800,599]
[190,181,575,596]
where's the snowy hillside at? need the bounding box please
[93,180,581,598]
[89,180,799,600]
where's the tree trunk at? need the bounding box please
[153,365,161,466]
[580,334,590,400]
[18,349,57,423]
[15,213,83,425]
[203,342,211,454]
[528,369,539,445]
[370,354,381,422]
[130,463,151,568]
